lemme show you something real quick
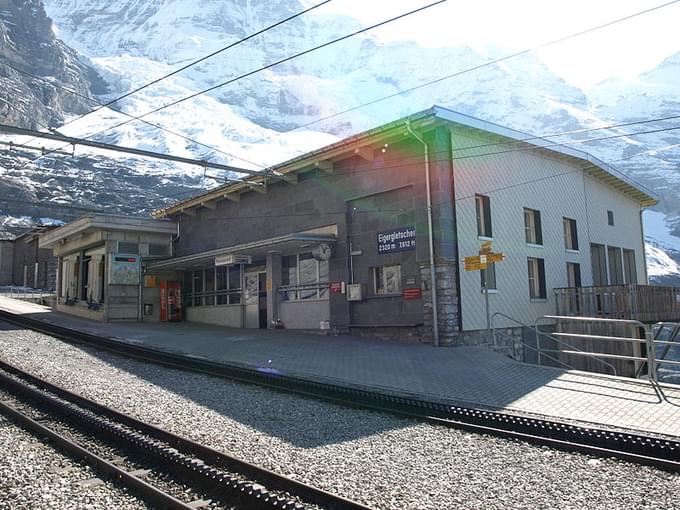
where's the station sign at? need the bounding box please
[377,226,416,254]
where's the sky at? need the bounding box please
[306,0,680,89]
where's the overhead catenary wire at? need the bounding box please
[5,0,677,182]
[256,0,680,141]
[0,61,263,170]
[2,0,447,173]
[47,0,333,132]
[3,116,675,213]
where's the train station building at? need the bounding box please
[41,106,658,346]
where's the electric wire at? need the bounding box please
[5,0,677,182]
[257,0,680,140]
[0,59,263,169]
[48,0,333,132]
[2,0,446,172]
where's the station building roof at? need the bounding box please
[152,105,658,218]
[39,214,177,249]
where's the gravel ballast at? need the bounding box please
[0,412,146,509]
[1,322,679,510]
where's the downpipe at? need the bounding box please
[406,121,439,347]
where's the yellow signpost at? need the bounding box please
[463,241,507,345]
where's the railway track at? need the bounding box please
[1,309,679,476]
[0,360,372,510]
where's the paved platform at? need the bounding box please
[1,296,679,438]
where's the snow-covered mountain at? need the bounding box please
[1,0,679,283]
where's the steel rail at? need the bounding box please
[0,397,194,509]
[0,358,372,510]
[1,310,679,474]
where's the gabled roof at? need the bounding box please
[153,105,657,218]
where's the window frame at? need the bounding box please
[563,217,579,251]
[524,207,543,246]
[475,194,492,238]
[566,262,582,288]
[607,210,615,226]
[527,257,546,300]
[281,252,329,301]
[607,246,624,285]
[372,264,402,296]
[623,249,637,284]
[480,262,497,291]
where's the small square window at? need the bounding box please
[372,265,401,295]
[607,210,615,226]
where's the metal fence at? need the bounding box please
[0,286,56,308]
[554,284,680,323]
[533,315,680,381]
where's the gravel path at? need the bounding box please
[1,322,679,510]
[0,412,146,510]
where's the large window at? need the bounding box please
[372,264,402,295]
[563,217,578,250]
[623,249,637,284]
[188,266,242,307]
[475,194,492,238]
[480,263,496,290]
[608,246,623,285]
[281,253,329,301]
[524,208,542,245]
[527,257,546,299]
[590,243,607,286]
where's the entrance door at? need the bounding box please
[244,271,267,328]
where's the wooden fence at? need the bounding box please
[554,284,680,323]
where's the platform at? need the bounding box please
[1,296,678,438]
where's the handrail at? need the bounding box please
[538,315,652,380]
[534,316,619,376]
[490,312,579,371]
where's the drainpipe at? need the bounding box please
[406,121,439,347]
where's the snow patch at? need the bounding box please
[646,244,680,277]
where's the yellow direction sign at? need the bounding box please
[464,251,506,271]
[486,252,505,263]
[464,262,488,272]
[480,240,493,254]
[464,255,481,265]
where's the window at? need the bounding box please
[524,208,542,245]
[118,241,139,254]
[590,243,607,286]
[372,264,402,295]
[281,253,329,301]
[148,243,169,257]
[566,262,582,288]
[475,194,492,238]
[608,246,623,285]
[204,268,215,306]
[563,217,578,250]
[192,270,203,306]
[481,263,496,290]
[623,249,637,284]
[607,210,615,226]
[527,257,546,299]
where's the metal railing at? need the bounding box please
[536,315,654,379]
[490,312,616,374]
[0,286,56,308]
[647,322,680,383]
[554,284,680,323]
